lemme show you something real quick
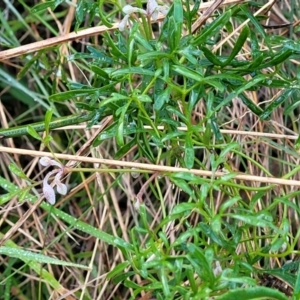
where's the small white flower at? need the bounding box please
[134,199,141,211]
[56,182,67,195]
[147,0,168,21]
[39,156,63,168]
[54,171,67,195]
[39,157,67,205]
[43,171,57,205]
[43,181,56,205]
[39,157,52,167]
[119,4,147,31]
[213,261,222,277]
[122,4,146,15]
[119,14,130,31]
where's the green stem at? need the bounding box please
[0,112,95,138]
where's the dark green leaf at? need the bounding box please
[98,0,113,28]
[260,88,295,120]
[216,287,288,300]
[186,243,214,282]
[154,87,170,110]
[111,67,155,77]
[106,262,130,280]
[239,93,264,116]
[192,11,232,45]
[171,203,195,215]
[49,89,98,102]
[170,177,194,196]
[31,1,55,13]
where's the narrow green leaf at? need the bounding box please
[239,93,263,116]
[17,53,41,79]
[138,51,170,62]
[294,263,300,297]
[154,87,170,110]
[107,262,130,280]
[49,89,98,102]
[0,246,89,269]
[192,11,232,45]
[111,67,155,77]
[172,203,195,215]
[134,33,154,51]
[260,88,295,120]
[186,243,214,282]
[184,133,194,169]
[219,142,239,159]
[8,163,28,180]
[0,232,66,292]
[213,74,265,114]
[90,65,110,79]
[115,138,137,160]
[87,46,114,63]
[26,125,42,140]
[260,49,293,68]
[172,64,203,81]
[200,46,223,66]
[229,212,279,232]
[0,190,23,205]
[222,25,250,66]
[31,1,55,13]
[117,101,132,146]
[103,32,127,61]
[240,5,266,39]
[199,223,234,249]
[166,106,188,122]
[216,287,288,300]
[173,0,183,49]
[98,0,113,28]
[44,109,53,135]
[170,177,194,196]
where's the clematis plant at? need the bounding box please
[39,157,67,205]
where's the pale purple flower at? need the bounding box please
[122,4,146,15]
[119,1,168,31]
[42,170,57,205]
[119,5,147,31]
[39,156,63,168]
[54,171,67,195]
[147,0,168,21]
[39,157,67,205]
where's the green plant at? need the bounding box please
[1,0,300,299]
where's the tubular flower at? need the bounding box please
[119,5,147,31]
[39,157,67,205]
[147,0,168,21]
[119,1,168,31]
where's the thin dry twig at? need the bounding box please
[0,0,248,61]
[192,0,225,33]
[55,125,298,140]
[0,146,300,186]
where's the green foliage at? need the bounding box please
[1,0,300,299]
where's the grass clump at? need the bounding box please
[0,0,300,299]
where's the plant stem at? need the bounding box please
[0,112,96,138]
